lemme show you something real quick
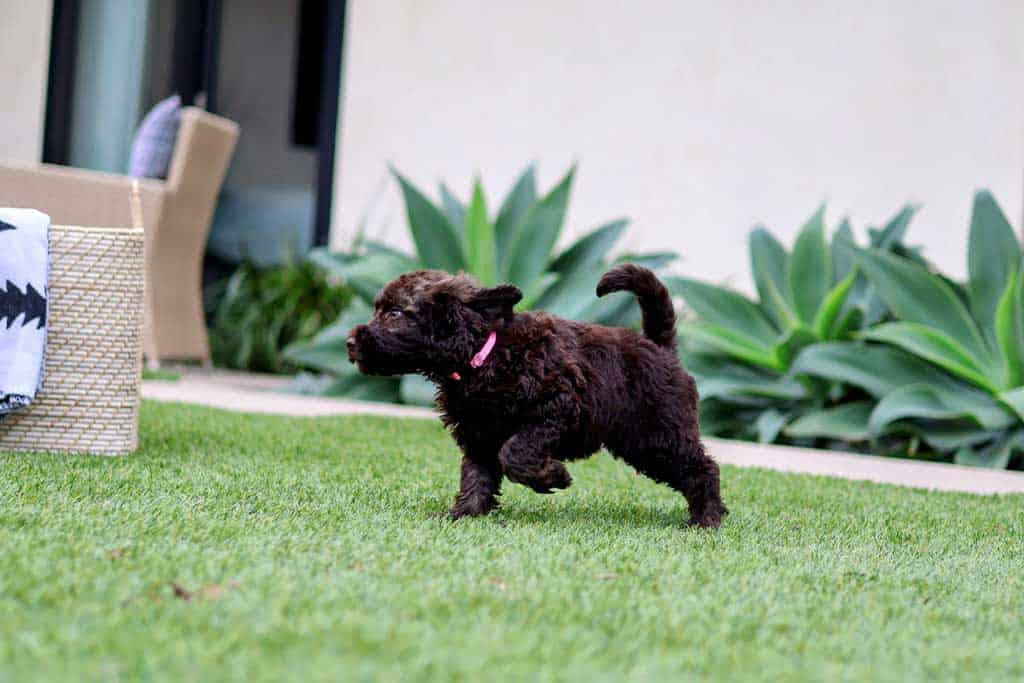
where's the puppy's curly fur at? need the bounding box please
[347,265,728,528]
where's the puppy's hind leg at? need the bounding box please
[678,445,728,529]
[621,437,728,529]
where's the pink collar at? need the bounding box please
[450,331,497,381]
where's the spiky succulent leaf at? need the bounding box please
[749,227,792,327]
[831,218,856,283]
[667,277,778,346]
[676,323,781,371]
[533,266,605,320]
[785,402,874,442]
[787,206,830,324]
[494,165,538,276]
[856,248,991,366]
[614,252,678,270]
[684,352,807,402]
[549,219,628,275]
[392,170,465,272]
[755,409,788,443]
[994,266,1024,389]
[871,205,917,250]
[464,180,496,285]
[439,183,466,244]
[860,322,999,392]
[954,429,1024,469]
[967,190,1021,351]
[505,166,575,287]
[868,384,1016,435]
[813,271,857,339]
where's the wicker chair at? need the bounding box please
[0,107,239,366]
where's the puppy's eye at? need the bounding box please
[385,309,404,320]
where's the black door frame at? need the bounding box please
[313,0,346,247]
[168,0,222,112]
[43,0,345,249]
[42,0,80,166]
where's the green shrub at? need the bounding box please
[672,204,924,445]
[284,164,678,405]
[207,261,352,374]
[792,191,1024,468]
[677,191,1023,469]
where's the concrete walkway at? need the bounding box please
[143,368,434,420]
[143,368,1024,495]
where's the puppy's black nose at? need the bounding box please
[346,336,359,362]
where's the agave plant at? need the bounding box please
[284,164,677,405]
[791,191,1024,468]
[671,205,923,443]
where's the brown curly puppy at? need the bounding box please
[347,265,728,528]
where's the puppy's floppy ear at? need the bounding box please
[429,289,464,326]
[467,284,522,321]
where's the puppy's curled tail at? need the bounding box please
[596,264,676,348]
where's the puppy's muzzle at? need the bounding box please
[346,326,365,363]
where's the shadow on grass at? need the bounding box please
[415,497,686,530]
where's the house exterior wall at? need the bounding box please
[0,0,54,164]
[332,0,1024,290]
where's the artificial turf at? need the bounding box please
[1,401,1021,681]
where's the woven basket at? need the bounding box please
[0,224,145,456]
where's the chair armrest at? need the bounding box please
[0,161,165,230]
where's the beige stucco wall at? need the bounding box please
[0,0,53,164]
[332,0,1024,290]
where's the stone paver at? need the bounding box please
[143,368,1024,495]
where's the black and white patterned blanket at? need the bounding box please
[0,209,49,418]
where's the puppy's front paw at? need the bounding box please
[522,460,572,494]
[541,460,573,490]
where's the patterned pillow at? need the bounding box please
[129,94,182,179]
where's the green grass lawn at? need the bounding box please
[141,369,181,382]
[2,402,1022,682]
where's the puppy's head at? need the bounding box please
[347,270,522,376]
